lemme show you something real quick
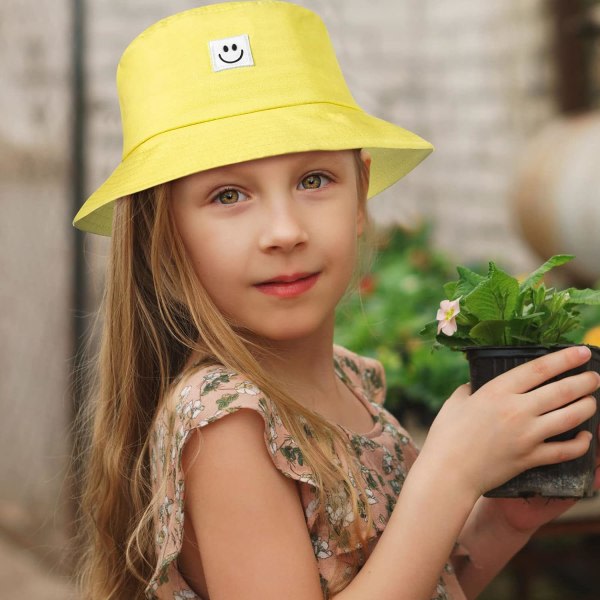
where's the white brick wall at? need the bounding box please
[318,0,556,272]
[0,0,73,562]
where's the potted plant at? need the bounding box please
[421,254,600,498]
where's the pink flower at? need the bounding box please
[436,298,461,336]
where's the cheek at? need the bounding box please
[339,206,362,280]
[332,199,360,247]
[185,233,226,281]
[317,209,359,277]
[176,218,220,278]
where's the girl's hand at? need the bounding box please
[419,346,600,500]
[486,423,600,535]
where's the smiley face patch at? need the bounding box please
[209,34,254,72]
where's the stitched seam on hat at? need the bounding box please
[122,100,363,161]
[119,2,304,67]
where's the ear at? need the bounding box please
[356,150,371,236]
[360,149,372,169]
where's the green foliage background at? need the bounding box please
[334,226,469,421]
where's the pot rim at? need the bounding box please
[463,343,600,359]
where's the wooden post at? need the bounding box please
[551,0,593,114]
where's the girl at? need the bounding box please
[74,2,600,599]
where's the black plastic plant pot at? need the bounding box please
[464,345,600,499]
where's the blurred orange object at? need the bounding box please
[583,325,600,346]
[359,274,376,296]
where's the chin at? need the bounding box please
[246,316,329,343]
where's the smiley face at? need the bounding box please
[218,43,244,64]
[209,34,254,72]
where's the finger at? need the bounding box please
[530,430,593,467]
[535,395,597,440]
[490,346,593,395]
[595,425,600,490]
[530,371,600,415]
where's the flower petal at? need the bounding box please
[441,319,458,336]
[439,299,453,312]
[449,298,461,315]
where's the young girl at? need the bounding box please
[74,2,600,599]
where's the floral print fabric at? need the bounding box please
[145,346,466,599]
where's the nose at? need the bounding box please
[258,195,308,253]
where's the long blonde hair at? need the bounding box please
[76,151,374,599]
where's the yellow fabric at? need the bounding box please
[74,1,434,236]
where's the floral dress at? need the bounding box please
[145,345,467,599]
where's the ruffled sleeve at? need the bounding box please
[146,364,315,598]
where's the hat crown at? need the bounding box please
[74,1,433,236]
[117,1,357,160]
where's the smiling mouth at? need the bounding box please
[254,272,320,298]
[218,50,244,64]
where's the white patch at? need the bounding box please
[209,34,254,72]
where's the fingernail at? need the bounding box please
[584,431,594,445]
[577,346,591,359]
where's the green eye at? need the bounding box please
[300,174,322,189]
[217,189,240,204]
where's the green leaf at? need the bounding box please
[509,313,545,325]
[201,373,231,394]
[279,445,304,466]
[509,333,538,343]
[455,310,478,327]
[519,255,574,292]
[465,264,519,321]
[457,265,485,285]
[434,334,473,349]
[455,266,485,297]
[468,320,507,345]
[504,316,545,344]
[534,284,547,307]
[216,393,239,409]
[443,281,458,299]
[564,288,600,306]
[419,320,439,340]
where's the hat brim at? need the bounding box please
[74,102,433,235]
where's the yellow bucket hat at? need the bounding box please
[73,0,434,236]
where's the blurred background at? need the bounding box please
[2,0,600,597]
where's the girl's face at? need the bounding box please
[170,150,368,343]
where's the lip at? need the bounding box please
[254,272,320,298]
